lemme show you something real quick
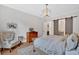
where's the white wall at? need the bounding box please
[0,5,44,42]
[0,4,79,40]
[73,14,79,34]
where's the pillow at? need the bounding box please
[66,33,78,51]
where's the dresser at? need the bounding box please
[27,31,38,43]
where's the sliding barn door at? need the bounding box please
[65,17,73,35]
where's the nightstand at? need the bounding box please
[27,31,38,43]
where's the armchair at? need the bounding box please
[0,32,20,54]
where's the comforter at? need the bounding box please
[34,34,79,55]
[34,35,67,55]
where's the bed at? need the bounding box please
[34,35,67,55]
[34,33,79,55]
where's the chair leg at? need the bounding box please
[10,48,12,53]
[1,48,3,55]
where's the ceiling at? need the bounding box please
[3,4,79,18]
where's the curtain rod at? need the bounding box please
[53,16,77,21]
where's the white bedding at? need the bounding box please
[65,46,79,55]
[46,40,66,55]
[34,34,79,55]
[34,35,67,55]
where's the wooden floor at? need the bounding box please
[0,42,30,55]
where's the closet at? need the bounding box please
[57,17,73,35]
[43,16,77,36]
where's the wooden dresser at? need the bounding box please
[27,31,38,43]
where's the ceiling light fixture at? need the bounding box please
[43,4,49,17]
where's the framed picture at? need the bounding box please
[7,23,17,29]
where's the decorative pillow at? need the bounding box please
[66,33,78,51]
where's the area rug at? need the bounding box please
[17,45,47,55]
